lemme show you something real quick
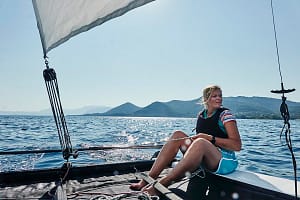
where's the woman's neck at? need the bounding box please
[207,108,217,117]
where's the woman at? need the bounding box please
[130,85,242,195]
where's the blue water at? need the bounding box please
[0,115,299,181]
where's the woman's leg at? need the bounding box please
[143,138,222,195]
[130,130,190,190]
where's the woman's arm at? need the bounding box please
[192,121,242,151]
[214,120,241,151]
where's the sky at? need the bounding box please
[1,0,300,112]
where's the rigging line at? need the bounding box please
[43,64,76,160]
[0,135,195,155]
[270,0,283,84]
[0,136,195,155]
[270,0,297,198]
[0,144,164,155]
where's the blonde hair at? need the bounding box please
[202,85,222,109]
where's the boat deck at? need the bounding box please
[2,168,187,199]
[1,160,299,200]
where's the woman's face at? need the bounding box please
[207,89,222,110]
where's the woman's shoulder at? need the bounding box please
[197,109,206,118]
[219,108,236,123]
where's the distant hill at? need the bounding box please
[223,96,300,119]
[96,102,141,116]
[164,99,201,117]
[0,105,111,116]
[87,96,300,119]
[134,102,179,117]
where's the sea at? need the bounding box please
[0,115,299,181]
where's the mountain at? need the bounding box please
[133,102,178,117]
[89,96,300,119]
[4,96,299,119]
[223,96,300,119]
[94,102,141,116]
[164,99,201,117]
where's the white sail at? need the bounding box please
[32,0,154,57]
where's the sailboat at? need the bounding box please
[1,0,299,199]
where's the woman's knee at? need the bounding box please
[172,130,187,139]
[190,138,209,150]
[170,131,190,152]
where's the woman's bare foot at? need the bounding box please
[129,180,147,191]
[142,185,160,197]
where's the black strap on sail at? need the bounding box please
[43,58,78,160]
[270,0,297,198]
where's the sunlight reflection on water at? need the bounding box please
[0,115,299,180]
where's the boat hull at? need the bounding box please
[1,161,299,199]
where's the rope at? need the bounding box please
[0,144,164,155]
[0,135,194,156]
[270,0,283,84]
[172,167,206,190]
[167,136,192,141]
[269,1,297,198]
[61,162,72,182]
[279,97,298,199]
[43,59,76,160]
[68,191,157,200]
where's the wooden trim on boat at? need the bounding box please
[139,172,183,200]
